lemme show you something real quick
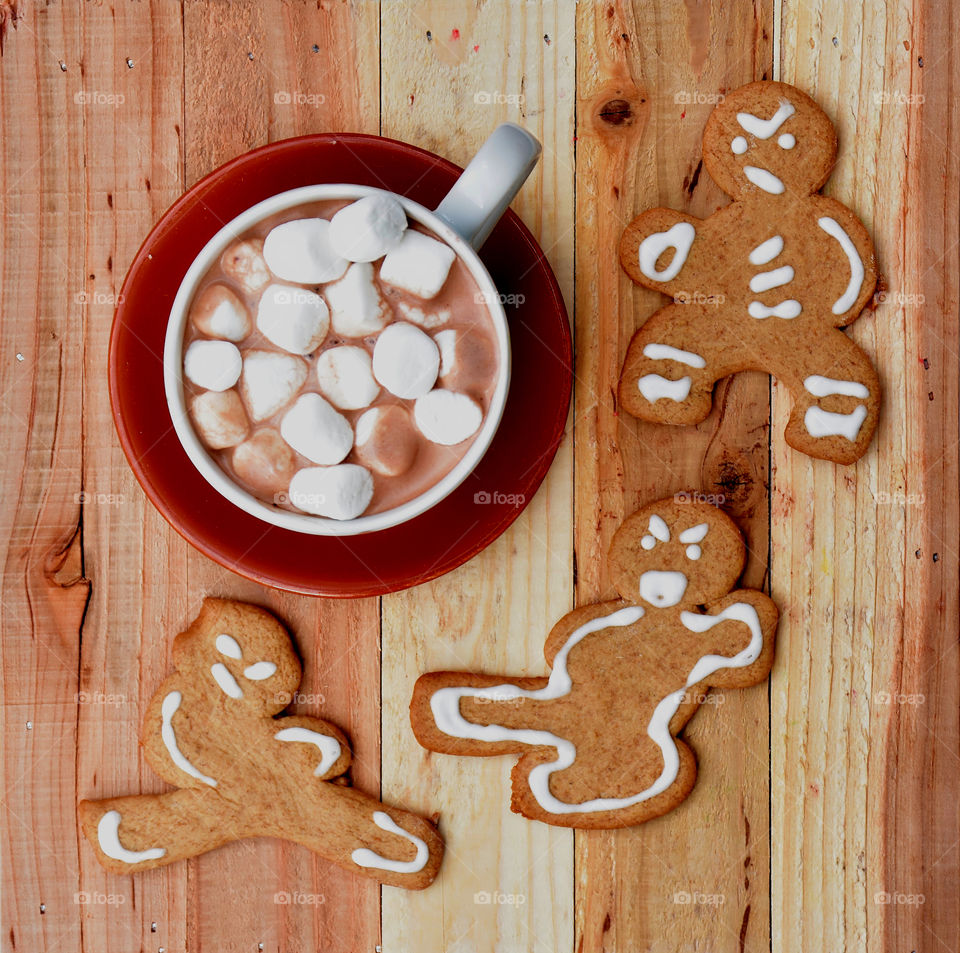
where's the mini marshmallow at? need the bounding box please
[239,350,308,422]
[189,389,249,449]
[372,322,439,399]
[280,392,354,465]
[220,239,271,294]
[379,229,456,299]
[191,284,252,341]
[256,284,330,355]
[396,300,452,330]
[414,388,483,445]
[328,195,407,263]
[324,262,392,337]
[262,218,348,284]
[184,340,242,392]
[288,465,374,520]
[315,346,380,410]
[231,428,297,496]
[355,405,419,477]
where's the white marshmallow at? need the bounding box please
[315,346,380,410]
[372,322,439,399]
[191,284,252,341]
[231,429,297,496]
[189,389,249,449]
[239,350,308,422]
[379,229,456,299]
[184,340,242,392]
[220,239,271,294]
[256,284,330,355]
[414,389,483,445]
[355,405,419,477]
[328,195,408,263]
[323,262,392,337]
[288,465,374,520]
[280,392,354,465]
[262,218,349,284]
[434,329,458,378]
[396,300,451,330]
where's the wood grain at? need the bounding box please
[377,3,576,952]
[574,2,773,951]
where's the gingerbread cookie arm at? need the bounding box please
[619,208,702,297]
[78,789,230,874]
[268,714,352,781]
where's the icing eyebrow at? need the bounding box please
[648,515,670,542]
[679,523,709,544]
[215,634,242,659]
[736,100,795,139]
[243,661,277,680]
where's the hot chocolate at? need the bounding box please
[180,195,500,521]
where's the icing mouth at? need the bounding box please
[639,570,688,608]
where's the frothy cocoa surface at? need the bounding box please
[182,199,500,518]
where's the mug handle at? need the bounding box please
[433,123,542,251]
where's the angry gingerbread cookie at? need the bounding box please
[79,598,443,889]
[410,497,778,829]
[618,81,880,464]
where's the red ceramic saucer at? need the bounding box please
[109,133,572,597]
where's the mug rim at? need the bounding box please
[163,183,512,537]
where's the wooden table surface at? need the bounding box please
[2,1,958,951]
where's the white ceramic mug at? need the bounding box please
[164,123,541,536]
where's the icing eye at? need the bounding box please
[641,535,656,550]
[731,136,748,155]
[215,634,242,659]
[778,133,795,149]
[243,661,277,680]
[685,545,702,560]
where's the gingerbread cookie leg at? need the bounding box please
[618,304,741,425]
[780,326,881,464]
[78,789,231,874]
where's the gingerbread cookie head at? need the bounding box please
[608,498,745,610]
[702,81,837,200]
[171,598,300,717]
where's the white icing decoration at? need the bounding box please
[778,133,796,149]
[678,523,709,544]
[743,166,785,194]
[429,602,763,815]
[641,535,656,550]
[648,515,670,542]
[161,692,217,787]
[642,343,706,368]
[637,222,696,281]
[749,265,794,293]
[215,634,242,659]
[817,216,865,314]
[351,811,429,874]
[736,100,796,139]
[210,662,243,699]
[803,375,870,399]
[639,570,688,608]
[637,374,692,402]
[748,236,783,266]
[274,726,342,776]
[804,405,868,441]
[243,661,277,680]
[685,545,702,560]
[748,300,802,319]
[97,810,166,864]
[731,136,748,155]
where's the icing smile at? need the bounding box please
[638,570,688,608]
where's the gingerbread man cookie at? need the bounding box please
[410,498,778,829]
[79,598,443,889]
[618,81,880,464]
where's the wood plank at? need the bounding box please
[573,2,774,951]
[378,2,577,952]
[178,3,381,952]
[775,2,960,951]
